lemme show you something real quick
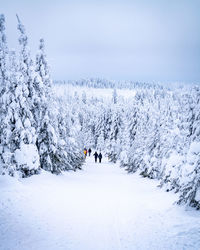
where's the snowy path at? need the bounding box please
[0,156,200,250]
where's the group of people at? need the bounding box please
[83,148,103,163]
[83,148,92,157]
[93,151,102,163]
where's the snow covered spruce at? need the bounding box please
[0,15,84,177]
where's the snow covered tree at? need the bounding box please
[16,15,38,147]
[12,15,40,176]
[81,91,87,104]
[34,38,61,173]
[0,14,8,96]
[0,49,40,177]
[0,14,9,153]
[94,106,106,148]
[16,15,36,102]
[106,107,123,163]
[119,111,131,167]
[177,87,200,209]
[97,129,105,151]
[35,38,84,173]
[112,88,117,104]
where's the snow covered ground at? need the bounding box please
[53,84,136,100]
[0,156,200,250]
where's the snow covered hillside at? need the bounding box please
[1,156,200,250]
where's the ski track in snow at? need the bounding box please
[0,156,200,250]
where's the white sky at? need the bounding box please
[1,0,200,83]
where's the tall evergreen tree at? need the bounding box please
[106,107,122,163]
[0,14,8,96]
[0,14,9,151]
[0,49,40,177]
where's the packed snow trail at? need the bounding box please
[0,156,200,250]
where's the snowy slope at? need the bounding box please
[0,156,200,250]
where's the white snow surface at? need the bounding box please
[0,156,200,250]
[53,84,136,100]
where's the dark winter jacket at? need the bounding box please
[94,152,98,158]
[99,153,102,159]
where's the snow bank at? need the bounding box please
[0,174,20,189]
[15,143,40,170]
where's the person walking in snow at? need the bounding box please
[93,151,98,163]
[84,148,87,158]
[88,148,92,156]
[98,152,102,163]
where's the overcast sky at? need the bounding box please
[2,0,200,83]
